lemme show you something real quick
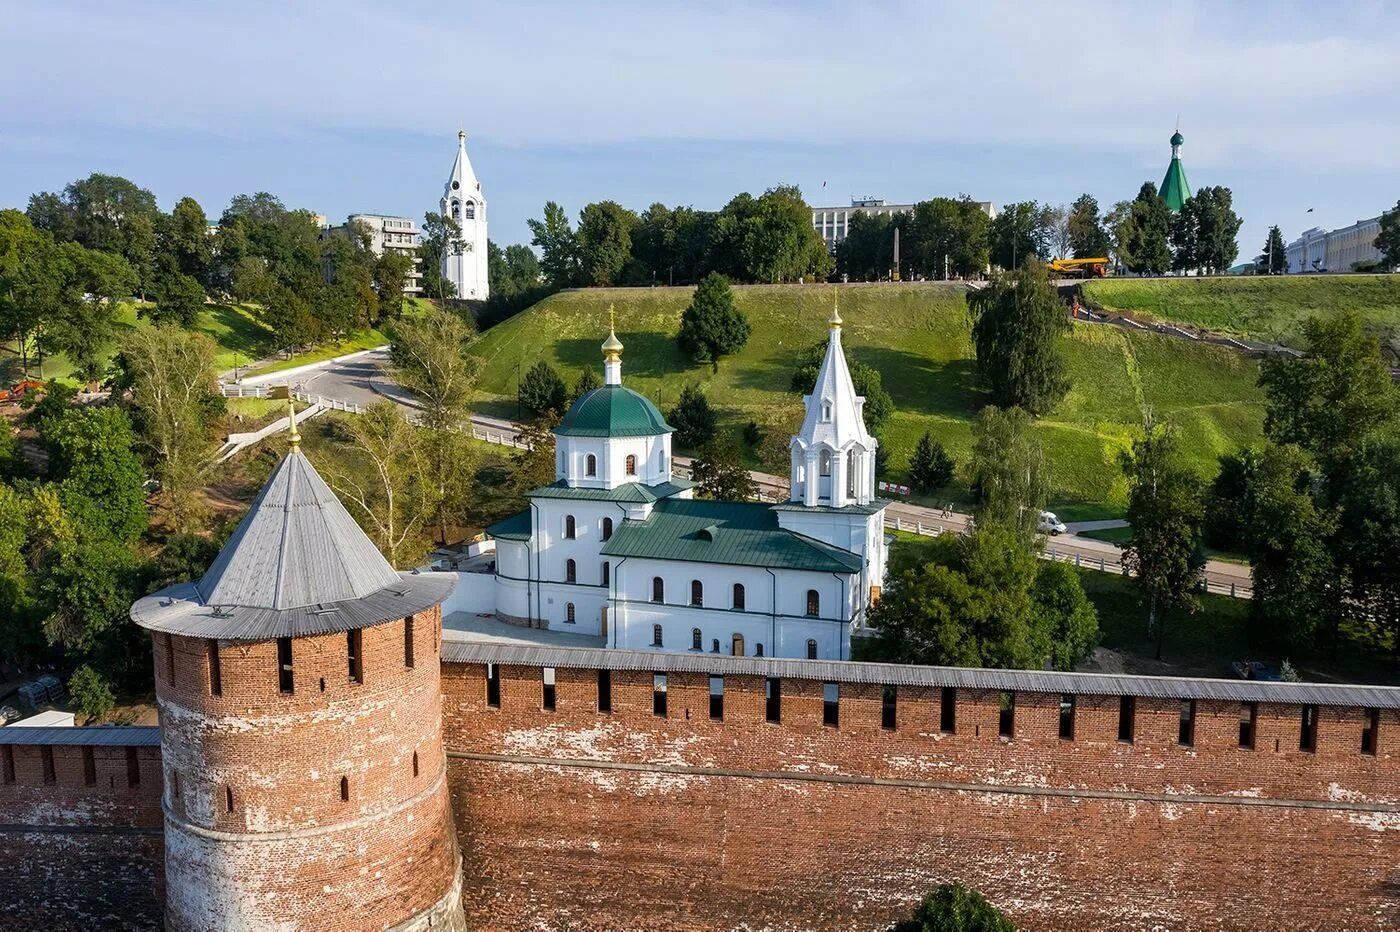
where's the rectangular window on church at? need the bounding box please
[1363,708,1380,756]
[1059,694,1076,740]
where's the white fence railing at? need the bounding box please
[291,389,360,414]
[219,383,270,398]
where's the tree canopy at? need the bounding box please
[968,263,1070,415]
[678,273,751,366]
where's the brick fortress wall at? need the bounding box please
[440,654,1400,930]
[153,607,462,930]
[0,730,164,930]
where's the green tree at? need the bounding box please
[576,201,638,287]
[1373,199,1400,269]
[1066,193,1111,259]
[28,174,159,297]
[968,263,1070,415]
[1241,444,1337,651]
[571,365,601,401]
[1258,225,1288,275]
[1171,186,1242,274]
[528,201,581,288]
[1032,561,1100,669]
[68,664,116,724]
[44,242,136,384]
[1203,448,1261,552]
[373,250,415,318]
[1120,420,1205,659]
[509,416,559,499]
[114,325,223,527]
[1259,310,1396,471]
[668,383,717,449]
[163,196,213,285]
[691,433,757,501]
[390,308,481,544]
[893,882,1015,932]
[988,201,1053,269]
[0,209,61,378]
[517,360,568,418]
[1104,199,1136,272]
[838,211,900,281]
[1125,183,1172,275]
[319,401,431,568]
[907,197,990,280]
[1334,434,1400,652]
[146,265,206,327]
[908,432,955,493]
[0,487,43,667]
[43,406,148,544]
[711,185,831,283]
[36,531,143,657]
[967,406,1048,546]
[678,272,751,366]
[419,211,464,302]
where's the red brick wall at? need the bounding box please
[441,662,1400,929]
[155,608,464,931]
[0,741,165,929]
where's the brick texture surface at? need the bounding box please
[0,744,165,930]
[441,662,1400,930]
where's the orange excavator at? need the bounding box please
[1046,257,1109,278]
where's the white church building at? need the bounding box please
[482,305,888,661]
[440,131,489,300]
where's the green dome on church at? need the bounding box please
[1161,129,1191,213]
[555,385,672,438]
[1170,130,1184,146]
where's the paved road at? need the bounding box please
[263,351,1255,598]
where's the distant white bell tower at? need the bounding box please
[440,131,489,300]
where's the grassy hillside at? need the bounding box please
[1082,275,1400,348]
[469,284,1266,517]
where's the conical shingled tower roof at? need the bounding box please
[197,450,404,610]
[793,299,874,453]
[131,449,453,640]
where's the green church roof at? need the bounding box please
[600,498,864,574]
[555,385,672,438]
[1161,132,1191,212]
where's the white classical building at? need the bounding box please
[811,197,996,251]
[1286,217,1386,274]
[483,307,888,661]
[440,131,489,300]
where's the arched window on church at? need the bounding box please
[625,454,637,476]
[565,559,576,583]
[732,583,745,610]
[564,515,576,539]
[690,580,703,607]
[586,454,597,477]
[465,202,476,220]
[822,401,832,422]
[807,639,818,660]
[601,517,613,541]
[652,577,665,603]
[691,628,702,651]
[450,200,460,221]
[806,590,820,617]
[819,450,831,477]
[847,449,857,497]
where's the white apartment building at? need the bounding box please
[323,213,423,296]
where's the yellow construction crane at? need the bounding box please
[1046,257,1110,278]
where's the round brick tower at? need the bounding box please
[130,427,463,930]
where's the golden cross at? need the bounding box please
[609,304,616,333]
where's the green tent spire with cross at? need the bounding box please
[1160,127,1191,213]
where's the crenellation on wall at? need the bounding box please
[439,652,1400,929]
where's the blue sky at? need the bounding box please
[3,1,1400,258]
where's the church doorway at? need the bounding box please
[732,634,745,657]
[600,607,608,639]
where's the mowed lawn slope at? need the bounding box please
[1083,274,1400,348]
[470,284,1265,515]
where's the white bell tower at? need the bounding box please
[440,131,489,300]
[788,297,877,508]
